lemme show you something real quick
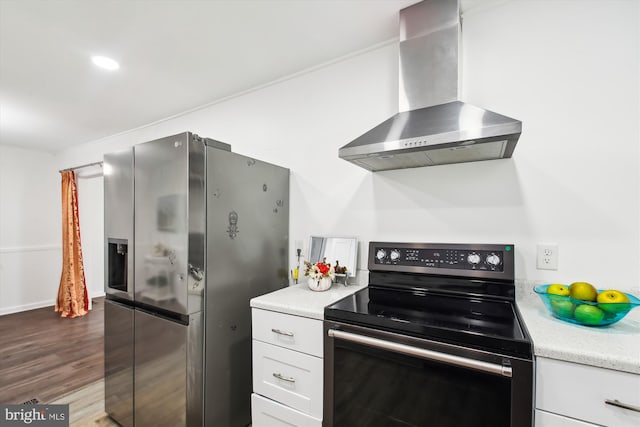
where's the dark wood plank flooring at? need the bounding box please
[0,298,104,404]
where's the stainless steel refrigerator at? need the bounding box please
[104,132,289,426]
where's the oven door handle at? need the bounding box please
[328,329,512,378]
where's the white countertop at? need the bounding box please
[251,281,640,374]
[516,283,640,375]
[250,282,367,320]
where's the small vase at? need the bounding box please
[308,276,332,292]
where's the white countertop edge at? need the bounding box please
[250,283,367,321]
[523,306,640,375]
[250,303,325,320]
[533,347,640,375]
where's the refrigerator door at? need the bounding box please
[134,132,206,315]
[104,299,134,427]
[104,148,134,301]
[204,149,289,426]
[134,309,203,427]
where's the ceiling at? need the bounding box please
[1,0,483,153]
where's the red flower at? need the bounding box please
[304,260,334,279]
[317,262,330,275]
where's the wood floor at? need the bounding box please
[0,298,105,404]
[51,379,118,426]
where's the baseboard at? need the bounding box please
[0,300,54,316]
[0,292,106,316]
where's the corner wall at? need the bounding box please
[0,146,105,314]
[0,145,61,314]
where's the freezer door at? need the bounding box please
[104,299,134,427]
[134,309,203,427]
[205,149,289,426]
[134,132,206,315]
[104,148,134,301]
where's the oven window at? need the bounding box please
[333,340,511,427]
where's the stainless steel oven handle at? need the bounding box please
[605,399,640,413]
[328,329,512,378]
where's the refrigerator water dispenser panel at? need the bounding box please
[108,238,128,292]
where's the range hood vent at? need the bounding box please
[339,0,522,172]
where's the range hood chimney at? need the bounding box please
[339,0,522,171]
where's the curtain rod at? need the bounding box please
[59,161,103,173]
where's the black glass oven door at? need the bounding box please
[329,332,512,427]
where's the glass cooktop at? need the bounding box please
[325,287,532,358]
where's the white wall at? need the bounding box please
[0,145,61,314]
[55,0,639,292]
[0,147,104,314]
[75,167,105,302]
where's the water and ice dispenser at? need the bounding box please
[107,238,128,292]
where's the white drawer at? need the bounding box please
[251,393,322,427]
[252,340,323,418]
[536,357,640,427]
[535,409,599,426]
[252,308,324,357]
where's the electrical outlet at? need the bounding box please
[536,244,558,270]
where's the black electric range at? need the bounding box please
[325,242,532,359]
[323,242,534,427]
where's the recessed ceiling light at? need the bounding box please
[91,56,119,71]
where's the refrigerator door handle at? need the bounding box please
[188,264,204,282]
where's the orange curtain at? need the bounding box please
[55,171,90,318]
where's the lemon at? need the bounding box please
[569,282,597,302]
[547,284,569,296]
[596,290,631,314]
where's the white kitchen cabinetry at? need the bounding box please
[535,409,598,426]
[251,308,324,426]
[252,307,324,357]
[535,357,640,427]
[252,394,322,427]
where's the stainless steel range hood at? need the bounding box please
[339,0,522,172]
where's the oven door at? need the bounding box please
[323,321,533,427]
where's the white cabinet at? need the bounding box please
[535,409,598,426]
[253,340,323,417]
[251,308,324,426]
[252,393,322,427]
[252,308,324,357]
[535,357,640,427]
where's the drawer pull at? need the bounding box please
[271,328,294,337]
[272,372,296,383]
[605,399,640,413]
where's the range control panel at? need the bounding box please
[369,242,515,279]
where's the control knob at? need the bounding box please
[467,253,481,265]
[390,249,401,261]
[486,253,501,266]
[376,249,387,261]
